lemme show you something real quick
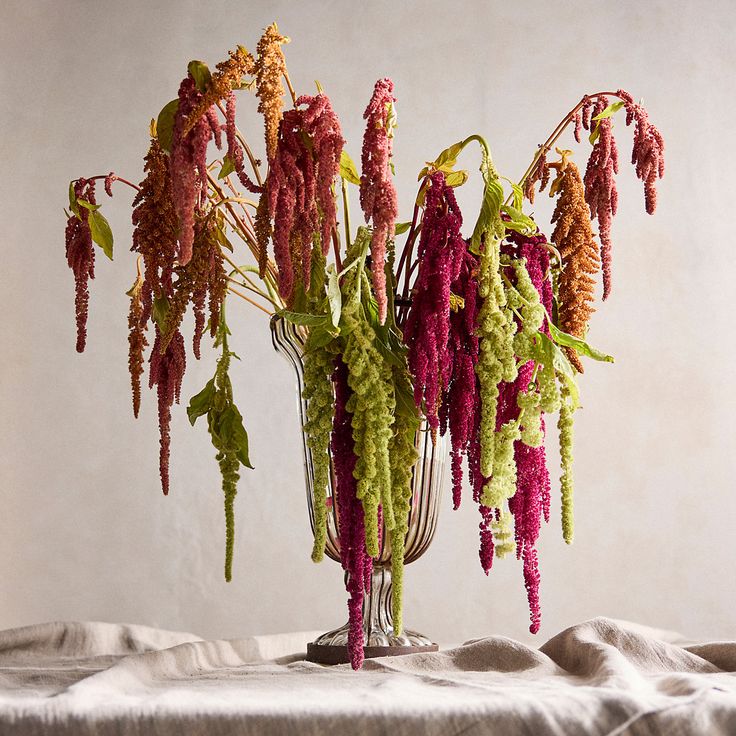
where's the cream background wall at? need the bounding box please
[1,0,734,645]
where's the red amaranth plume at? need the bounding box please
[65,178,97,353]
[359,78,398,324]
[404,172,467,436]
[582,95,619,300]
[149,327,186,495]
[467,392,494,573]
[580,91,665,299]
[439,247,480,510]
[267,93,343,302]
[171,76,214,266]
[224,91,262,194]
[506,233,553,633]
[616,89,665,215]
[332,358,372,670]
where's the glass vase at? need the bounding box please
[271,315,446,664]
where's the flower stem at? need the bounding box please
[226,284,274,315]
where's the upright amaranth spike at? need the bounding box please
[359,78,398,324]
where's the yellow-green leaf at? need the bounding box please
[445,170,469,187]
[156,99,179,153]
[588,121,601,145]
[152,296,170,330]
[592,100,625,121]
[188,60,212,92]
[218,155,236,180]
[88,209,113,260]
[339,150,361,185]
[547,321,614,363]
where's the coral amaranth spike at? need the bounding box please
[267,93,343,302]
[171,76,214,266]
[359,77,398,325]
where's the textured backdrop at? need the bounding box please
[1,0,734,645]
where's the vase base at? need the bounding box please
[306,641,439,665]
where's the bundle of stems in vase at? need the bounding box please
[64,22,665,669]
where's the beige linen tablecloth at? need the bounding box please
[1,617,735,735]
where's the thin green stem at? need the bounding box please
[341,178,352,251]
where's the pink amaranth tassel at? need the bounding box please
[582,96,618,300]
[616,89,665,216]
[267,94,343,301]
[359,78,398,324]
[171,76,213,266]
[224,92,261,193]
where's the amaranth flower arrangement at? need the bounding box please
[64,23,665,669]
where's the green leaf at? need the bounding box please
[218,405,253,469]
[156,99,179,153]
[500,204,536,236]
[326,265,342,330]
[592,100,625,121]
[471,175,504,252]
[547,321,614,363]
[218,155,236,180]
[187,378,216,426]
[431,140,465,170]
[445,170,469,187]
[589,122,601,145]
[536,332,580,409]
[152,296,170,330]
[76,199,101,212]
[307,324,336,349]
[88,209,114,260]
[415,179,429,207]
[188,60,212,92]
[500,177,524,210]
[68,182,79,217]
[278,310,327,327]
[339,150,361,185]
[394,221,411,236]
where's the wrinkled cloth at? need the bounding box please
[0,617,735,735]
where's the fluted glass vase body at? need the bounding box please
[271,316,446,662]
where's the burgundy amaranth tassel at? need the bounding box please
[65,178,97,353]
[149,327,186,495]
[332,358,372,670]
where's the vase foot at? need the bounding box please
[307,640,438,665]
[305,622,438,665]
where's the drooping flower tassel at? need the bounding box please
[148,327,186,495]
[549,155,600,373]
[582,96,618,300]
[64,178,97,353]
[439,247,480,509]
[616,88,665,216]
[332,358,372,670]
[267,93,343,301]
[302,332,336,562]
[171,76,214,266]
[404,171,468,436]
